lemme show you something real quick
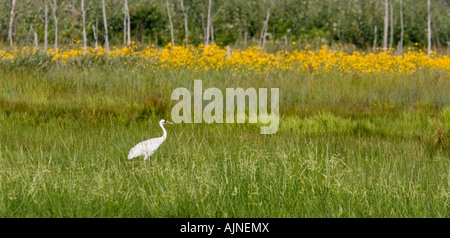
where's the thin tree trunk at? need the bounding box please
[70,0,77,43]
[233,30,241,48]
[180,0,189,47]
[373,25,378,50]
[427,0,431,57]
[8,0,17,47]
[81,0,87,54]
[260,8,271,50]
[205,0,212,46]
[447,40,450,55]
[210,24,214,46]
[27,25,34,44]
[34,31,39,50]
[93,18,99,50]
[389,0,394,49]
[124,0,130,46]
[102,0,110,52]
[50,0,58,49]
[259,21,266,47]
[165,0,175,46]
[398,0,404,55]
[123,4,127,45]
[244,31,247,49]
[127,3,130,45]
[432,15,441,48]
[383,0,389,51]
[44,4,48,51]
[201,15,206,44]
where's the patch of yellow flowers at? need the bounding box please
[1,44,449,74]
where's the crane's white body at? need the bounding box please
[128,119,173,160]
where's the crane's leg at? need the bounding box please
[143,154,149,161]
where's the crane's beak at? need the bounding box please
[166,121,174,125]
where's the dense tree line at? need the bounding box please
[0,0,449,51]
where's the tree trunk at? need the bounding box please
[127,2,131,46]
[8,0,17,47]
[44,4,48,51]
[81,0,87,54]
[201,15,206,44]
[211,24,214,46]
[398,0,404,55]
[27,25,34,44]
[260,8,271,50]
[432,15,441,48]
[180,0,189,47]
[102,0,110,52]
[259,21,265,47]
[427,0,431,57]
[373,25,378,50]
[93,18,99,50]
[124,0,130,46]
[389,0,394,49]
[123,3,127,45]
[34,31,39,50]
[165,0,175,46]
[233,30,241,48]
[205,0,212,46]
[382,0,388,51]
[244,31,247,49]
[50,0,58,49]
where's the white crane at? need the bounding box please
[128,119,174,160]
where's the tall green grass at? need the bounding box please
[0,64,449,217]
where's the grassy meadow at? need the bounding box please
[0,50,449,217]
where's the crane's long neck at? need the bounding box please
[160,121,167,139]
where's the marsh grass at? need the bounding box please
[0,64,449,217]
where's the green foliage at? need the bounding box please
[129,4,166,45]
[0,0,449,50]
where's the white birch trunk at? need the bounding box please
[81,0,87,54]
[123,5,127,45]
[102,0,110,52]
[124,0,130,46]
[44,5,48,51]
[93,18,99,50]
[211,24,214,46]
[373,25,378,50]
[180,0,189,47]
[127,3,130,45]
[244,31,247,49]
[165,0,175,46]
[27,25,33,44]
[427,0,431,57]
[34,31,39,50]
[389,0,394,49]
[205,0,212,46]
[383,0,389,51]
[50,0,58,49]
[398,0,404,55]
[8,0,17,46]
[259,23,265,47]
[260,8,271,50]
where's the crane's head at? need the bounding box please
[160,119,174,125]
